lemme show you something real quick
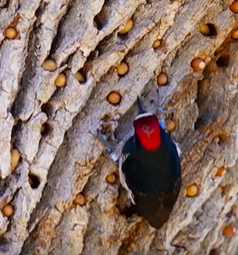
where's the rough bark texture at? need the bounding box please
[0,0,238,254]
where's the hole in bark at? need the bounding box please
[77,50,99,83]
[194,117,203,130]
[216,55,230,68]
[93,9,108,30]
[87,49,100,62]
[153,39,168,54]
[74,71,86,83]
[217,132,229,145]
[11,119,23,147]
[35,1,47,18]
[117,33,130,41]
[12,118,22,132]
[1,1,10,8]
[41,103,53,116]
[206,23,217,36]
[227,204,237,217]
[0,236,9,253]
[94,33,114,56]
[40,122,52,137]
[209,249,219,255]
[171,244,187,251]
[199,23,217,37]
[116,186,137,217]
[28,173,40,189]
[77,66,88,83]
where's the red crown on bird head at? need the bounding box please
[134,97,161,151]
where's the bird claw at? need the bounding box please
[157,108,175,115]
[156,107,175,131]
[95,129,119,163]
[96,129,113,152]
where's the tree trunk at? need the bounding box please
[0,0,238,254]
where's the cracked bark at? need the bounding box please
[0,0,238,254]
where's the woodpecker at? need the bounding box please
[118,97,182,229]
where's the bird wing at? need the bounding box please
[121,145,181,229]
[147,177,181,229]
[120,134,181,229]
[121,151,165,216]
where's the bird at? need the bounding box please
[118,97,182,229]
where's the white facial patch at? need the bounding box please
[134,112,153,121]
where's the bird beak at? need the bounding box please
[137,97,147,114]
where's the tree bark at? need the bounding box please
[0,0,238,254]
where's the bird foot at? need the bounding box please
[156,107,175,130]
[95,129,119,163]
[157,107,175,115]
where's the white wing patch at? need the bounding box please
[119,154,136,205]
[134,112,153,120]
[174,141,182,157]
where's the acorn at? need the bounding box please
[107,91,121,105]
[55,73,67,87]
[106,173,116,184]
[11,149,20,172]
[222,225,236,237]
[5,27,17,39]
[42,60,57,72]
[215,166,226,177]
[199,24,210,36]
[152,39,161,49]
[40,124,46,133]
[230,1,238,13]
[73,194,86,206]
[166,120,175,132]
[231,29,238,39]
[118,19,134,34]
[186,183,198,197]
[74,72,85,83]
[191,58,205,71]
[157,72,168,86]
[117,62,129,76]
[2,204,14,217]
